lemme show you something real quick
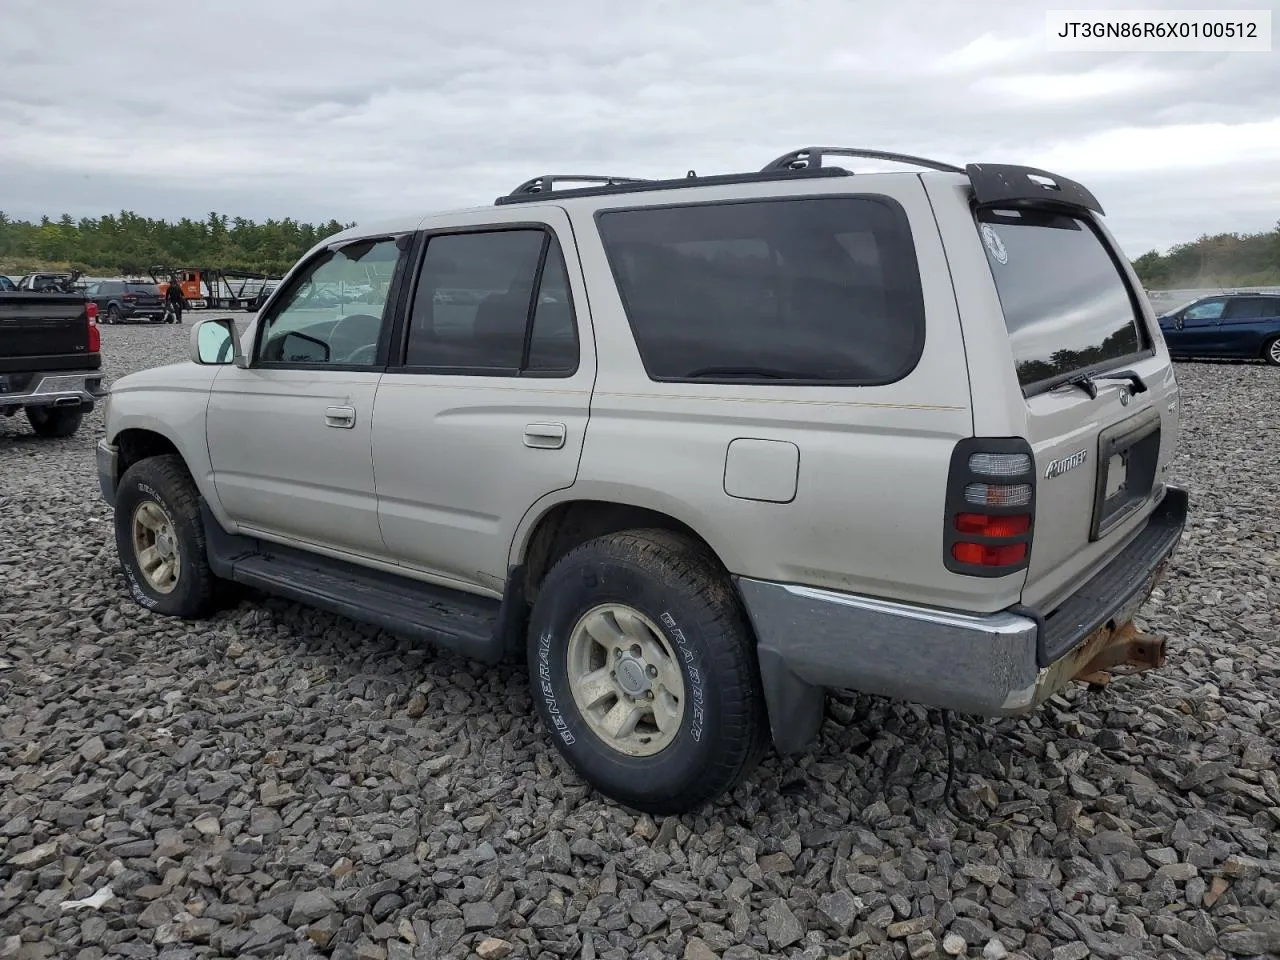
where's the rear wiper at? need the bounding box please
[684,366,825,380]
[1095,369,1148,394]
[1060,373,1098,399]
[1059,369,1148,400]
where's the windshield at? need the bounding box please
[977,207,1147,392]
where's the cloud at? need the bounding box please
[0,0,1276,257]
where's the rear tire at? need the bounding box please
[113,455,217,619]
[25,405,84,438]
[526,528,770,815]
[1264,337,1280,367]
[106,305,121,325]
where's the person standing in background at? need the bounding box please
[166,275,186,324]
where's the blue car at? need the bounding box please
[1157,292,1280,366]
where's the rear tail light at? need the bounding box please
[86,302,101,353]
[952,542,1026,566]
[944,440,1036,577]
[967,452,1030,477]
[963,482,1032,507]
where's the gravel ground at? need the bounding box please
[1,322,1278,960]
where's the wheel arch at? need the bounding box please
[108,419,233,529]
[511,491,732,603]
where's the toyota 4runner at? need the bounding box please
[96,147,1188,814]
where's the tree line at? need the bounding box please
[3,208,1278,288]
[1132,221,1280,289]
[0,211,355,278]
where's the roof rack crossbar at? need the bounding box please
[763,146,965,175]
[506,174,652,197]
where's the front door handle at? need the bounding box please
[523,422,566,449]
[325,405,356,429]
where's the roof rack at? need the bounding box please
[493,149,1106,217]
[762,146,965,175]
[505,175,651,198]
[494,166,850,205]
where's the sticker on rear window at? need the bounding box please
[981,223,1008,265]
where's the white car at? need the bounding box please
[96,147,1188,814]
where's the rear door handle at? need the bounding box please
[523,422,566,449]
[325,405,356,429]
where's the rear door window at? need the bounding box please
[403,228,580,376]
[1224,297,1280,320]
[976,208,1147,392]
[595,196,926,385]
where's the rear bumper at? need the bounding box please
[124,307,166,321]
[0,370,108,410]
[738,486,1188,752]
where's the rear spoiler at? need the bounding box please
[965,163,1105,216]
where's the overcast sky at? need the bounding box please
[1,0,1276,257]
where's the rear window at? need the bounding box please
[977,208,1146,391]
[125,282,160,294]
[596,196,926,384]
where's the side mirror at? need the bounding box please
[190,317,242,366]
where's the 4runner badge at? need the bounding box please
[1045,449,1088,479]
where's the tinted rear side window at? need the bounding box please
[1225,297,1280,319]
[596,196,926,384]
[405,229,579,375]
[976,208,1146,391]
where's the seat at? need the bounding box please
[471,289,532,368]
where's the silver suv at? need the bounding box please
[96,147,1188,814]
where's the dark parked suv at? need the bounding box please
[86,281,169,324]
[1157,292,1280,366]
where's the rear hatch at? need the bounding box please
[124,282,164,310]
[0,293,95,373]
[973,205,1178,612]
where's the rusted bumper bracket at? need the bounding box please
[1071,620,1166,688]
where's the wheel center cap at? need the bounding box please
[156,532,174,559]
[615,656,649,697]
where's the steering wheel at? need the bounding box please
[343,343,377,365]
[327,312,383,365]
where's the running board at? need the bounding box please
[200,502,517,663]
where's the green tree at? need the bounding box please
[1133,223,1280,288]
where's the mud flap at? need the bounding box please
[756,644,825,754]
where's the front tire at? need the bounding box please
[113,455,217,619]
[527,529,770,815]
[25,405,84,438]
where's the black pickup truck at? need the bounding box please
[0,292,106,438]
